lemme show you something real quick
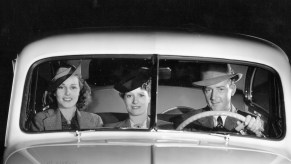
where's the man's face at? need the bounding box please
[203,79,236,111]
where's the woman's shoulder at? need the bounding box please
[79,110,103,122]
[34,108,57,120]
[79,110,99,117]
[104,119,128,128]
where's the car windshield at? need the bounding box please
[22,55,284,139]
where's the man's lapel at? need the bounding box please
[197,117,214,128]
[197,106,214,128]
[224,116,238,131]
[224,105,240,131]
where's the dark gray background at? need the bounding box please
[1,0,291,155]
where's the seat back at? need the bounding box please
[87,85,246,123]
[87,86,125,113]
[87,85,207,114]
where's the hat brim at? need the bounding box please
[192,73,242,87]
[47,64,81,92]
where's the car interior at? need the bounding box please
[22,55,285,139]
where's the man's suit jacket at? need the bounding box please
[174,105,252,131]
[31,108,103,131]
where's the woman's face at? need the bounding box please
[55,76,80,109]
[123,87,151,116]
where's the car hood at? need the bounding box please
[5,143,291,164]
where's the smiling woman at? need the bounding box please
[105,68,152,129]
[30,63,103,131]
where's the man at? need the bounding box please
[175,63,264,137]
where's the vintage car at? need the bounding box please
[3,28,291,163]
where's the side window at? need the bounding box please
[252,68,271,112]
[248,67,284,138]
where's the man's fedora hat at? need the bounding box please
[47,64,81,92]
[192,63,242,87]
[114,67,150,93]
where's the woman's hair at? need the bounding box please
[119,79,151,98]
[44,75,92,111]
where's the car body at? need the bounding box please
[3,28,291,163]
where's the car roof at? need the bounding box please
[16,30,289,86]
[19,30,287,63]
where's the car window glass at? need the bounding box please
[252,68,270,111]
[24,56,154,132]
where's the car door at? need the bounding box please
[244,66,284,138]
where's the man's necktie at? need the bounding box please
[216,116,223,128]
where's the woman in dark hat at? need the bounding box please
[105,67,173,129]
[31,63,103,131]
[105,68,151,128]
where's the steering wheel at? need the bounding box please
[161,106,195,114]
[176,111,246,130]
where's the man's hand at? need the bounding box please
[235,115,264,137]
